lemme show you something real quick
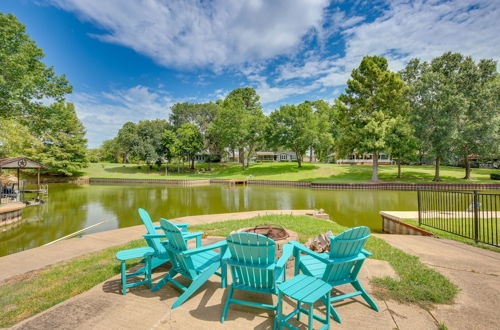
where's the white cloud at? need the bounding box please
[70,86,176,147]
[341,0,500,72]
[272,0,500,93]
[49,0,329,69]
[249,74,320,105]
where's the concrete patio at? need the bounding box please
[12,233,500,330]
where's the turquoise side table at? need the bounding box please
[277,274,332,330]
[115,247,155,295]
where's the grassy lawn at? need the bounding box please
[403,219,500,253]
[0,215,457,327]
[0,239,145,327]
[83,162,500,184]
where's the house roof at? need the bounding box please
[0,157,50,169]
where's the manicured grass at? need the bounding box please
[0,215,457,327]
[83,162,500,184]
[404,219,500,253]
[191,215,458,306]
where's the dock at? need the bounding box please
[0,202,26,227]
[223,179,248,185]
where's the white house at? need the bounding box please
[336,152,394,165]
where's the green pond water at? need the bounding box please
[0,183,417,257]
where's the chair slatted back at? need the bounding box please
[226,233,276,290]
[323,226,371,283]
[138,208,165,254]
[160,218,196,278]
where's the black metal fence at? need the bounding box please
[418,190,499,247]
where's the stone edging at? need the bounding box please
[380,211,433,236]
[65,177,500,190]
[89,177,210,185]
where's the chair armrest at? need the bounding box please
[181,240,227,256]
[276,244,294,269]
[143,233,167,239]
[289,241,330,263]
[182,232,204,240]
[361,249,372,257]
[331,252,367,264]
[175,223,189,232]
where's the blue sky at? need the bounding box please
[2,0,499,148]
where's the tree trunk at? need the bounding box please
[371,152,379,181]
[232,149,235,162]
[463,153,471,180]
[207,157,212,171]
[191,157,195,170]
[310,147,313,163]
[433,156,441,182]
[239,148,245,169]
[397,159,401,178]
[296,152,302,168]
[165,161,168,175]
[246,144,254,169]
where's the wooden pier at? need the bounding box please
[223,179,248,185]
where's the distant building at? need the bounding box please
[336,152,394,165]
[254,151,297,162]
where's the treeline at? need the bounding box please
[99,52,499,181]
[0,13,87,176]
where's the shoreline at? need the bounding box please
[84,177,500,190]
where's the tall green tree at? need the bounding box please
[160,129,179,174]
[385,116,417,178]
[402,52,499,181]
[307,100,336,162]
[176,123,204,169]
[338,56,409,181]
[268,103,316,167]
[453,57,499,179]
[0,118,40,158]
[0,13,71,118]
[115,122,141,163]
[101,138,121,162]
[219,88,265,169]
[136,119,171,165]
[34,102,88,175]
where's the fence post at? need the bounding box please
[473,190,479,243]
[417,189,422,226]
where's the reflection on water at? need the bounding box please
[0,183,417,256]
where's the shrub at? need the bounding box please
[491,173,500,180]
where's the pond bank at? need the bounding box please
[0,209,320,282]
[87,177,500,190]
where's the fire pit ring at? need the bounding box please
[231,224,299,251]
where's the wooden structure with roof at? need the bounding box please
[0,157,49,204]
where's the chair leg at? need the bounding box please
[352,280,379,312]
[172,263,219,309]
[297,300,301,321]
[121,261,127,295]
[221,286,234,323]
[276,290,283,330]
[325,291,331,329]
[146,256,152,289]
[221,262,227,289]
[321,296,342,323]
[308,303,314,330]
[152,269,177,292]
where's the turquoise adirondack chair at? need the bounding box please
[151,218,228,309]
[138,208,203,271]
[221,232,294,326]
[290,226,379,323]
